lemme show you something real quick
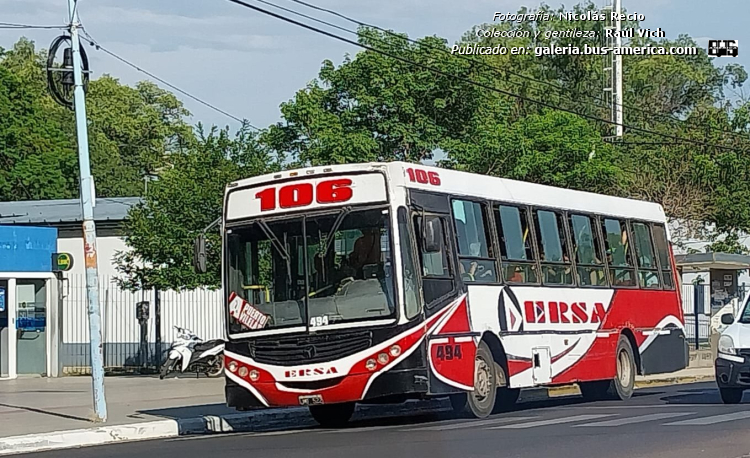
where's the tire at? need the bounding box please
[450,340,497,418]
[580,335,636,401]
[720,387,744,404]
[611,335,636,400]
[206,356,224,378]
[309,402,355,428]
[159,358,177,380]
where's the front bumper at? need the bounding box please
[715,353,750,388]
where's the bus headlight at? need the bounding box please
[238,367,248,377]
[378,353,389,365]
[249,370,260,381]
[389,345,401,357]
[228,361,238,372]
[366,359,377,371]
[719,335,736,355]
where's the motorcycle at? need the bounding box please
[160,326,225,379]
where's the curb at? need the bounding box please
[0,408,307,457]
[0,375,716,456]
[0,401,447,456]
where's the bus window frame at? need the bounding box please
[599,216,638,289]
[650,222,676,290]
[532,206,576,287]
[493,202,542,286]
[450,197,501,285]
[397,206,424,321]
[630,219,663,290]
[567,211,611,289]
[412,210,459,312]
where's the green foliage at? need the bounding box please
[115,124,279,290]
[0,38,193,200]
[442,110,625,194]
[262,28,488,165]
[7,0,750,290]
[706,231,750,255]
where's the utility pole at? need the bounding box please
[613,0,623,137]
[68,0,108,422]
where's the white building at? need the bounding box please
[0,198,224,377]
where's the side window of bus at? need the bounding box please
[452,199,498,284]
[495,205,538,284]
[633,222,661,289]
[398,207,422,319]
[651,224,675,289]
[534,209,574,286]
[601,218,636,287]
[569,214,607,287]
[413,214,455,306]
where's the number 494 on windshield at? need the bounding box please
[310,316,329,327]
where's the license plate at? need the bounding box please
[298,395,324,406]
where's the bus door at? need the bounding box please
[410,190,475,394]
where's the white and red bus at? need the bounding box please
[210,161,688,426]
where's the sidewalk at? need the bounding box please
[0,375,236,439]
[0,367,715,455]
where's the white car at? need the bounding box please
[715,304,750,404]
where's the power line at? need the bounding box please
[0,22,66,29]
[226,0,743,152]
[277,0,750,142]
[78,30,260,130]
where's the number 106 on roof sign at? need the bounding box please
[225,173,388,220]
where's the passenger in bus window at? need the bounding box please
[508,266,524,283]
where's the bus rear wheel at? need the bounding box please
[450,341,496,418]
[309,402,355,428]
[580,335,635,401]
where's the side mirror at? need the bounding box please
[423,217,443,253]
[193,234,207,274]
[722,313,735,325]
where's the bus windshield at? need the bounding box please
[226,207,396,335]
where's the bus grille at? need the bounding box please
[250,329,373,366]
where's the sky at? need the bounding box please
[1,0,748,132]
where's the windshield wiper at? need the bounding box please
[321,206,352,257]
[257,220,292,283]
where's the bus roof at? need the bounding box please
[227,161,667,223]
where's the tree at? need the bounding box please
[115,124,279,290]
[262,28,491,166]
[442,110,625,195]
[0,37,194,200]
[0,39,79,200]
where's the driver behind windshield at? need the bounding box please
[348,227,381,278]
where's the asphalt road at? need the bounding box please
[23,382,750,458]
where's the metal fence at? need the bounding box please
[60,276,747,372]
[61,274,224,374]
[681,283,748,350]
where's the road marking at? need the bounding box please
[489,414,614,429]
[318,425,406,434]
[665,411,750,426]
[573,412,694,427]
[576,404,711,409]
[401,416,537,431]
[248,429,311,436]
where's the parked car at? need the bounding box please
[715,303,750,403]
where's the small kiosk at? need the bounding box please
[675,252,750,311]
[0,225,59,379]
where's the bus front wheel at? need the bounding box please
[450,341,497,418]
[309,402,355,428]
